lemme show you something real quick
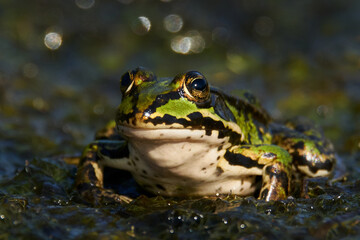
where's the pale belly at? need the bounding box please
[116,128,259,197]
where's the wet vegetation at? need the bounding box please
[0,0,359,239]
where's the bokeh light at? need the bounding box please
[44,32,62,50]
[170,31,205,54]
[132,16,151,35]
[187,30,205,53]
[163,14,183,33]
[171,36,192,54]
[75,0,95,9]
[226,53,248,74]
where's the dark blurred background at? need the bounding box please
[0,0,359,179]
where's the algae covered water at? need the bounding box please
[0,0,359,239]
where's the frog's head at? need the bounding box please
[116,67,242,141]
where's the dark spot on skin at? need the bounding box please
[292,152,334,173]
[212,92,237,122]
[127,162,131,166]
[256,126,264,142]
[210,163,215,166]
[181,145,185,149]
[217,145,223,151]
[188,148,192,152]
[144,110,244,146]
[218,131,225,139]
[142,170,147,175]
[240,187,244,192]
[134,157,139,161]
[253,176,262,189]
[247,133,252,144]
[244,92,256,104]
[160,133,164,136]
[156,184,166,191]
[98,142,129,160]
[225,150,264,169]
[241,178,244,185]
[186,136,191,139]
[293,141,305,150]
[263,152,276,158]
[202,167,206,171]
[260,189,269,200]
[201,135,204,138]
[216,167,224,176]
[216,156,220,160]
[131,160,136,166]
[83,164,98,183]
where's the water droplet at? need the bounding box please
[132,16,151,35]
[164,14,183,33]
[44,32,62,50]
[75,0,95,9]
[0,215,5,220]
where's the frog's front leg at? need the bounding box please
[222,145,292,201]
[76,140,132,205]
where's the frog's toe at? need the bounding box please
[112,194,133,204]
[78,183,132,206]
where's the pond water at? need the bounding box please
[0,0,359,239]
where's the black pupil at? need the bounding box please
[191,78,207,91]
[121,72,132,89]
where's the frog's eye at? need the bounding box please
[120,71,134,94]
[184,71,210,102]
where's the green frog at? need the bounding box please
[76,67,336,204]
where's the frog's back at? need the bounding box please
[209,87,272,145]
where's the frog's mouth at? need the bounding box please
[117,125,225,143]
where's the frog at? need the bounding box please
[76,67,336,205]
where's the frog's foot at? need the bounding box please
[222,144,292,201]
[259,162,290,201]
[76,141,131,206]
[77,183,132,206]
